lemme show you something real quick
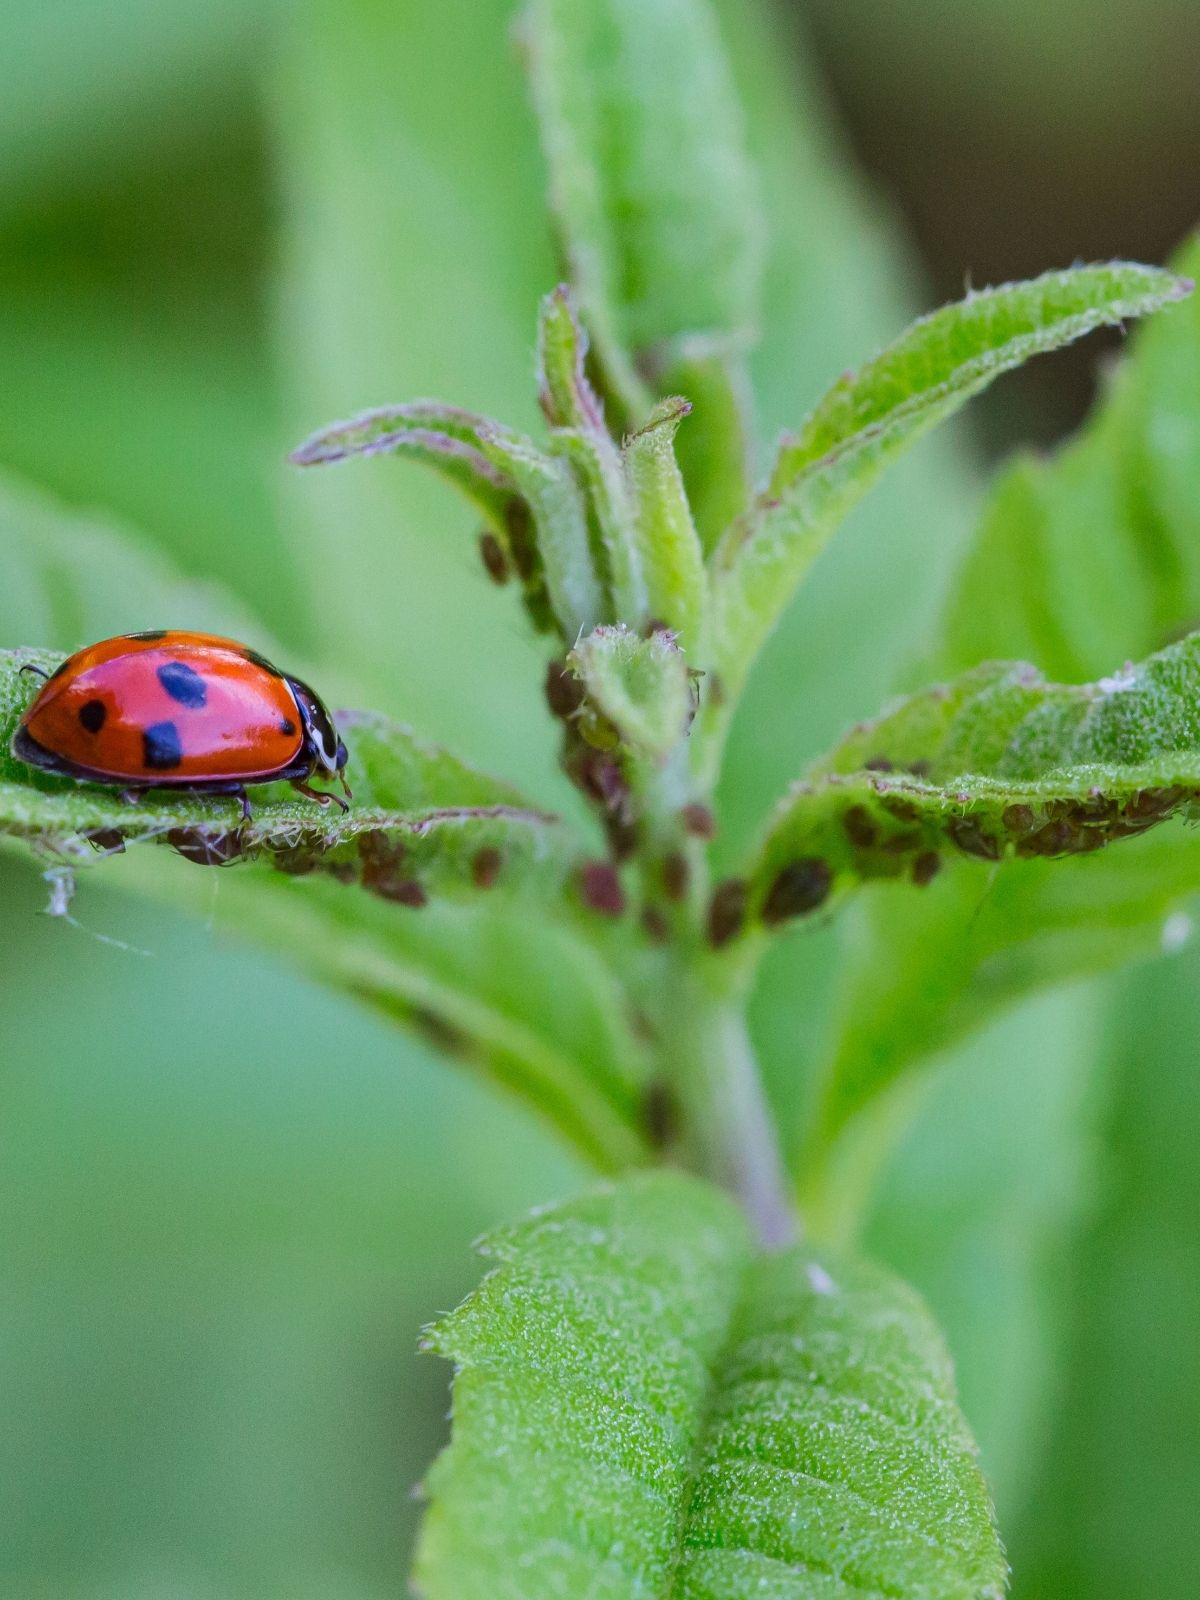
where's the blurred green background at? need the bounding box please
[1,1,1197,1595]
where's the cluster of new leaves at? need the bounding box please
[2,0,1199,1594]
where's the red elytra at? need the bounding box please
[12,630,350,817]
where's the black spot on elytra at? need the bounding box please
[156,660,207,709]
[78,699,106,734]
[243,646,282,677]
[124,629,167,642]
[142,721,183,771]
[279,717,297,737]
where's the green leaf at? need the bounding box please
[707,264,1193,713]
[166,865,652,1174]
[1012,947,1200,1600]
[416,1171,1005,1600]
[524,0,763,564]
[537,282,611,435]
[623,398,709,655]
[0,649,575,906]
[475,422,607,642]
[569,624,692,760]
[704,0,980,860]
[541,289,710,650]
[538,286,648,626]
[808,240,1200,1180]
[935,234,1200,682]
[523,0,765,409]
[806,826,1200,1172]
[291,402,524,533]
[290,401,593,638]
[293,398,610,643]
[0,484,650,1172]
[860,985,1109,1524]
[658,344,755,558]
[741,633,1200,935]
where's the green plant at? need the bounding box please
[2,0,1198,1592]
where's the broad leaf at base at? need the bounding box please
[415,1172,1006,1600]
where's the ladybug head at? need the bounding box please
[288,676,346,778]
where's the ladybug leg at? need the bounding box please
[233,788,253,823]
[118,787,144,806]
[292,778,350,814]
[339,770,353,803]
[18,662,50,680]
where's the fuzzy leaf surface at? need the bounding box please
[934,234,1200,683]
[623,398,708,655]
[809,239,1200,1166]
[291,401,608,638]
[538,286,648,626]
[570,625,692,759]
[744,634,1200,935]
[416,1171,1005,1600]
[291,402,520,529]
[709,264,1192,708]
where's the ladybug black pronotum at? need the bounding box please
[12,630,351,819]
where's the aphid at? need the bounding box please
[761,858,833,925]
[679,802,715,840]
[707,878,748,948]
[911,850,941,886]
[578,860,626,917]
[478,531,510,585]
[661,851,690,901]
[841,804,878,850]
[13,630,351,819]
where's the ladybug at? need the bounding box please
[12,630,351,819]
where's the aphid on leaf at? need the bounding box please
[13,630,351,820]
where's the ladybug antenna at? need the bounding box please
[18,662,50,681]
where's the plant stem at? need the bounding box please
[666,960,797,1248]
